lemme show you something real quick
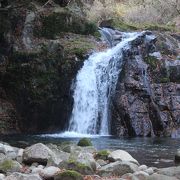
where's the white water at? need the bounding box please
[63,32,141,136]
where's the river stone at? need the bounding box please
[5,172,42,180]
[147,173,178,180]
[0,159,22,173]
[145,168,154,175]
[157,166,180,178]
[59,160,94,175]
[138,165,148,171]
[0,144,6,154]
[96,159,108,167]
[22,143,57,165]
[76,152,96,171]
[39,166,60,179]
[98,161,138,177]
[54,170,83,180]
[0,173,5,179]
[108,150,139,165]
[133,171,149,179]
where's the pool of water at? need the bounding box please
[0,134,179,168]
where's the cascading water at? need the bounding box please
[67,30,141,136]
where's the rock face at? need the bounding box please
[0,0,98,134]
[112,32,180,137]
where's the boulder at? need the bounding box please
[95,150,110,160]
[138,165,148,171]
[76,152,96,171]
[5,172,42,180]
[77,138,92,147]
[108,150,139,165]
[22,143,57,165]
[54,170,83,180]
[98,161,138,177]
[157,166,180,179]
[147,173,178,180]
[59,160,94,175]
[39,166,60,179]
[145,168,154,175]
[0,159,22,173]
[133,171,149,179]
[0,173,5,179]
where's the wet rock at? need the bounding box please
[108,150,139,165]
[98,161,138,177]
[22,143,57,165]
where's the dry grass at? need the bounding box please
[75,0,180,31]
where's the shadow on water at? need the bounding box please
[0,134,179,168]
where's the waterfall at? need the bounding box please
[67,30,141,136]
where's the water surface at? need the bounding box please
[0,134,179,168]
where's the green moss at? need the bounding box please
[67,160,93,175]
[77,138,92,147]
[142,24,175,32]
[112,20,138,31]
[144,56,158,70]
[0,160,14,172]
[34,12,97,38]
[55,170,83,180]
[95,150,110,160]
[159,77,170,83]
[11,51,40,62]
[63,36,95,59]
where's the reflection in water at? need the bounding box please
[0,135,178,168]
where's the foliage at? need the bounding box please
[95,150,110,160]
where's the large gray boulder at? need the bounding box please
[108,150,139,165]
[22,143,57,165]
[98,161,138,177]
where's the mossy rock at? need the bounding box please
[66,160,94,175]
[54,170,83,180]
[0,160,21,173]
[144,56,158,70]
[95,150,110,160]
[77,138,92,147]
[34,12,97,39]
